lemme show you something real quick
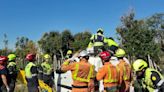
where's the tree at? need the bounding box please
[38,31,62,60]
[116,11,161,64]
[72,31,91,51]
[61,30,74,56]
[15,36,37,69]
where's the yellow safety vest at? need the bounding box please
[25,62,36,78]
[72,63,93,82]
[144,68,164,91]
[105,39,118,47]
[104,64,120,83]
[90,34,105,47]
[41,62,52,75]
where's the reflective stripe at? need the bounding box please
[7,62,16,68]
[38,70,43,73]
[104,65,119,83]
[157,79,164,87]
[94,42,104,46]
[32,74,37,77]
[43,72,51,75]
[123,64,130,80]
[73,63,93,82]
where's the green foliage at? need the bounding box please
[38,30,91,60]
[15,36,37,69]
[116,11,163,63]
[38,31,62,54]
[72,31,91,51]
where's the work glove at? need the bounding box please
[6,87,10,92]
[154,89,159,92]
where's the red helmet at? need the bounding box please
[0,56,8,64]
[99,51,111,61]
[26,54,36,61]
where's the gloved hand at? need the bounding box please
[154,89,159,92]
[6,87,10,92]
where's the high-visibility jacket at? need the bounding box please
[88,33,105,47]
[104,39,118,47]
[7,61,17,75]
[96,62,120,88]
[143,68,164,92]
[118,59,131,92]
[118,59,131,82]
[61,60,95,86]
[41,62,52,75]
[25,62,37,78]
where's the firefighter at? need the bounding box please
[133,59,164,92]
[7,54,18,92]
[105,37,118,55]
[88,28,106,55]
[41,54,54,87]
[61,50,95,92]
[65,50,73,59]
[0,56,10,92]
[97,51,120,92]
[115,49,131,92]
[25,53,39,92]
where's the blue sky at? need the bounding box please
[0,0,164,49]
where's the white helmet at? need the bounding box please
[78,50,89,57]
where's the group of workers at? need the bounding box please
[0,28,164,92]
[0,53,54,92]
[60,28,164,92]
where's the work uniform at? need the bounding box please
[105,39,118,53]
[118,59,131,92]
[25,62,39,92]
[7,61,18,92]
[142,68,164,92]
[96,62,120,92]
[0,65,8,92]
[88,33,106,55]
[41,62,54,87]
[61,59,95,92]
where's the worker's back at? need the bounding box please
[118,59,131,92]
[62,61,93,85]
[97,62,120,92]
[61,59,94,92]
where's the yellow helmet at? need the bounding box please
[44,54,50,59]
[8,54,16,61]
[133,59,148,72]
[97,28,104,33]
[115,48,126,57]
[67,50,72,55]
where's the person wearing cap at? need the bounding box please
[61,50,95,92]
[25,53,39,92]
[65,50,73,59]
[88,28,106,55]
[97,51,120,92]
[105,37,119,55]
[41,54,54,87]
[7,54,18,92]
[133,59,164,92]
[115,49,131,92]
[0,56,10,92]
